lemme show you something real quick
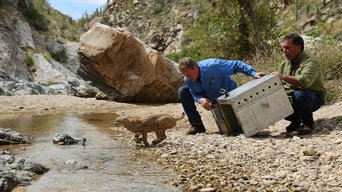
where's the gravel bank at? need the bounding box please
[0,95,341,191]
[128,102,342,192]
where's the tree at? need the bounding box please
[182,0,277,60]
[237,0,262,51]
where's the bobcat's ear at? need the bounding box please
[121,112,127,117]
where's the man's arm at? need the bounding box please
[227,60,265,78]
[273,72,301,87]
[253,72,266,79]
[273,58,318,88]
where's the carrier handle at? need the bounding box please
[220,88,229,98]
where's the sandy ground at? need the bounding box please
[1,95,341,191]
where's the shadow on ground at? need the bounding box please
[252,115,342,139]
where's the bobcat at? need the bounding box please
[114,112,185,146]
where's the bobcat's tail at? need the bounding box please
[174,112,185,121]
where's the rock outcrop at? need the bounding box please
[78,22,183,103]
[0,2,89,96]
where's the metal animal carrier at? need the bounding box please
[214,74,293,137]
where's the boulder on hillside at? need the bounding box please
[78,22,184,103]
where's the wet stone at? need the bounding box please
[0,128,27,145]
[0,151,48,191]
[52,133,86,145]
[23,160,49,174]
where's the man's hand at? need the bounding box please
[199,98,213,111]
[253,72,266,79]
[272,71,283,79]
[272,71,301,87]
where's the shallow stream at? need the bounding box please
[0,112,179,192]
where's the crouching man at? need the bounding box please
[178,57,265,135]
[273,33,326,135]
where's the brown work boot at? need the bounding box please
[187,124,206,135]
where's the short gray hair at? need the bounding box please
[178,57,197,71]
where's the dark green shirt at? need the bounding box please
[277,51,326,100]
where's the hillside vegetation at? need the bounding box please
[0,0,106,41]
[1,0,341,103]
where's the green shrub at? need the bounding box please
[21,0,49,31]
[308,39,342,81]
[308,39,342,103]
[50,48,67,63]
[153,6,164,15]
[166,47,203,63]
[25,54,35,68]
[182,0,278,60]
[18,0,84,41]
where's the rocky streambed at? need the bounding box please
[0,95,341,191]
[139,128,342,191]
[130,102,342,192]
[0,129,49,192]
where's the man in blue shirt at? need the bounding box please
[178,57,265,135]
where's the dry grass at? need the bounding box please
[241,40,342,104]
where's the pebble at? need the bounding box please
[303,147,317,156]
[127,103,342,191]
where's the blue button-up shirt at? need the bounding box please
[184,58,257,103]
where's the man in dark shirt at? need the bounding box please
[273,33,326,135]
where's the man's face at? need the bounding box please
[281,39,302,61]
[180,65,200,81]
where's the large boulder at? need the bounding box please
[78,22,183,103]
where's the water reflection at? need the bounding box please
[0,113,65,136]
[0,112,179,192]
[0,112,120,139]
[79,112,119,129]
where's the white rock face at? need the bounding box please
[0,37,11,67]
[32,54,65,85]
[64,41,80,73]
[15,19,35,49]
